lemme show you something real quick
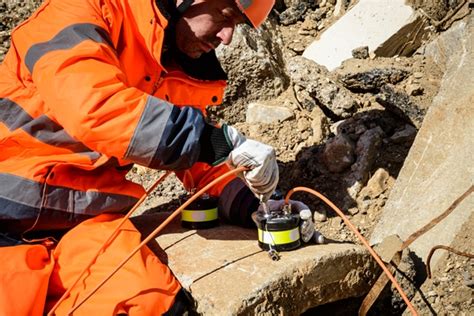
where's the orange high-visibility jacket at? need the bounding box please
[0,0,252,235]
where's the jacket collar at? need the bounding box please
[128,0,227,81]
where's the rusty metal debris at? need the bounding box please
[426,245,474,279]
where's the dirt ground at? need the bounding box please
[1,0,472,315]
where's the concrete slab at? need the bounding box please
[302,0,416,70]
[132,213,377,315]
[370,15,474,268]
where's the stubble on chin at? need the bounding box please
[185,47,204,59]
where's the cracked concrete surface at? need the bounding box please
[132,213,378,315]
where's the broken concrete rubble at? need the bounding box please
[389,124,417,144]
[279,2,309,25]
[348,127,384,188]
[358,168,391,201]
[309,106,329,144]
[302,0,421,70]
[322,134,355,173]
[287,56,357,118]
[339,68,410,93]
[351,46,369,59]
[215,19,289,124]
[376,84,426,129]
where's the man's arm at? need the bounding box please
[23,23,223,170]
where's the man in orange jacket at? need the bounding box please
[0,0,308,314]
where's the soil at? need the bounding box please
[0,0,471,315]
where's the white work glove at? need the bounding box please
[257,199,325,244]
[224,125,279,201]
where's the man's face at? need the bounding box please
[175,0,246,58]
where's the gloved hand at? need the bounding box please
[256,199,325,244]
[224,125,279,201]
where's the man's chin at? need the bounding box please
[189,51,204,59]
[180,48,203,59]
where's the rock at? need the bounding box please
[462,271,474,287]
[376,84,426,128]
[405,83,424,96]
[347,181,363,200]
[359,199,371,214]
[333,0,350,17]
[279,2,308,25]
[355,124,367,135]
[330,120,346,136]
[313,209,328,222]
[246,102,294,124]
[322,134,355,173]
[358,168,391,200]
[373,234,403,263]
[351,46,369,59]
[298,17,318,36]
[331,216,343,228]
[288,56,357,118]
[348,207,359,216]
[288,41,306,54]
[311,6,329,21]
[422,13,473,108]
[374,15,431,58]
[426,290,438,298]
[310,106,329,144]
[297,117,311,132]
[413,71,424,79]
[390,124,417,144]
[215,18,289,124]
[339,68,410,92]
[346,127,384,189]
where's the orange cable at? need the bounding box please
[285,187,418,316]
[66,166,247,315]
[47,170,172,316]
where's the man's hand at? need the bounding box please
[224,125,279,201]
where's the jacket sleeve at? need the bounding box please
[22,20,211,170]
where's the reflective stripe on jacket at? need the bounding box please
[0,0,229,233]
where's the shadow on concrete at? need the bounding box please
[130,211,259,264]
[131,211,256,240]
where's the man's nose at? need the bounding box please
[216,26,234,45]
